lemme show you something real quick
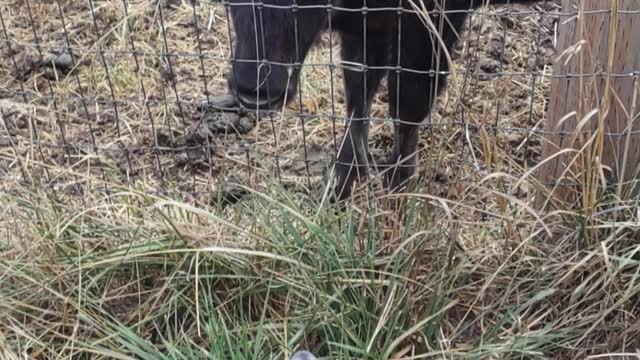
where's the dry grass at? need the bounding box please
[1,0,639,359]
[0,0,554,205]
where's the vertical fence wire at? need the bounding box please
[157,3,198,195]
[190,0,217,194]
[326,1,338,157]
[291,0,313,188]
[1,1,638,204]
[120,0,168,192]
[84,0,128,197]
[0,8,52,186]
[522,1,546,170]
[255,0,281,184]
[22,0,70,158]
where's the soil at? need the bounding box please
[0,0,560,218]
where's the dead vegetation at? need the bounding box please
[1,0,558,204]
[1,0,638,359]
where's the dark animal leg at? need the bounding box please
[334,31,390,202]
[385,12,450,194]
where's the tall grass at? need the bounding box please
[1,173,638,359]
[1,0,639,358]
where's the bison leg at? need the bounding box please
[334,31,390,202]
[385,14,450,194]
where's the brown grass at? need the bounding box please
[5,1,638,359]
[1,0,556,209]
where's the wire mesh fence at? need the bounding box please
[0,0,637,208]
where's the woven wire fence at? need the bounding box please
[0,0,636,208]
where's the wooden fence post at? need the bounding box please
[536,0,640,210]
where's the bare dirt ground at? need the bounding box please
[5,4,640,357]
[1,0,560,234]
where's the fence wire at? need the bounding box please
[0,0,638,205]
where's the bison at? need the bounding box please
[226,0,539,202]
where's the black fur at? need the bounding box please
[227,0,538,201]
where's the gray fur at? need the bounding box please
[289,350,318,360]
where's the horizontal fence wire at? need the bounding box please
[0,0,638,204]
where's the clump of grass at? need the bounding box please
[1,171,638,358]
[1,0,638,358]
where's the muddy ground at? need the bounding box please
[0,0,560,221]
